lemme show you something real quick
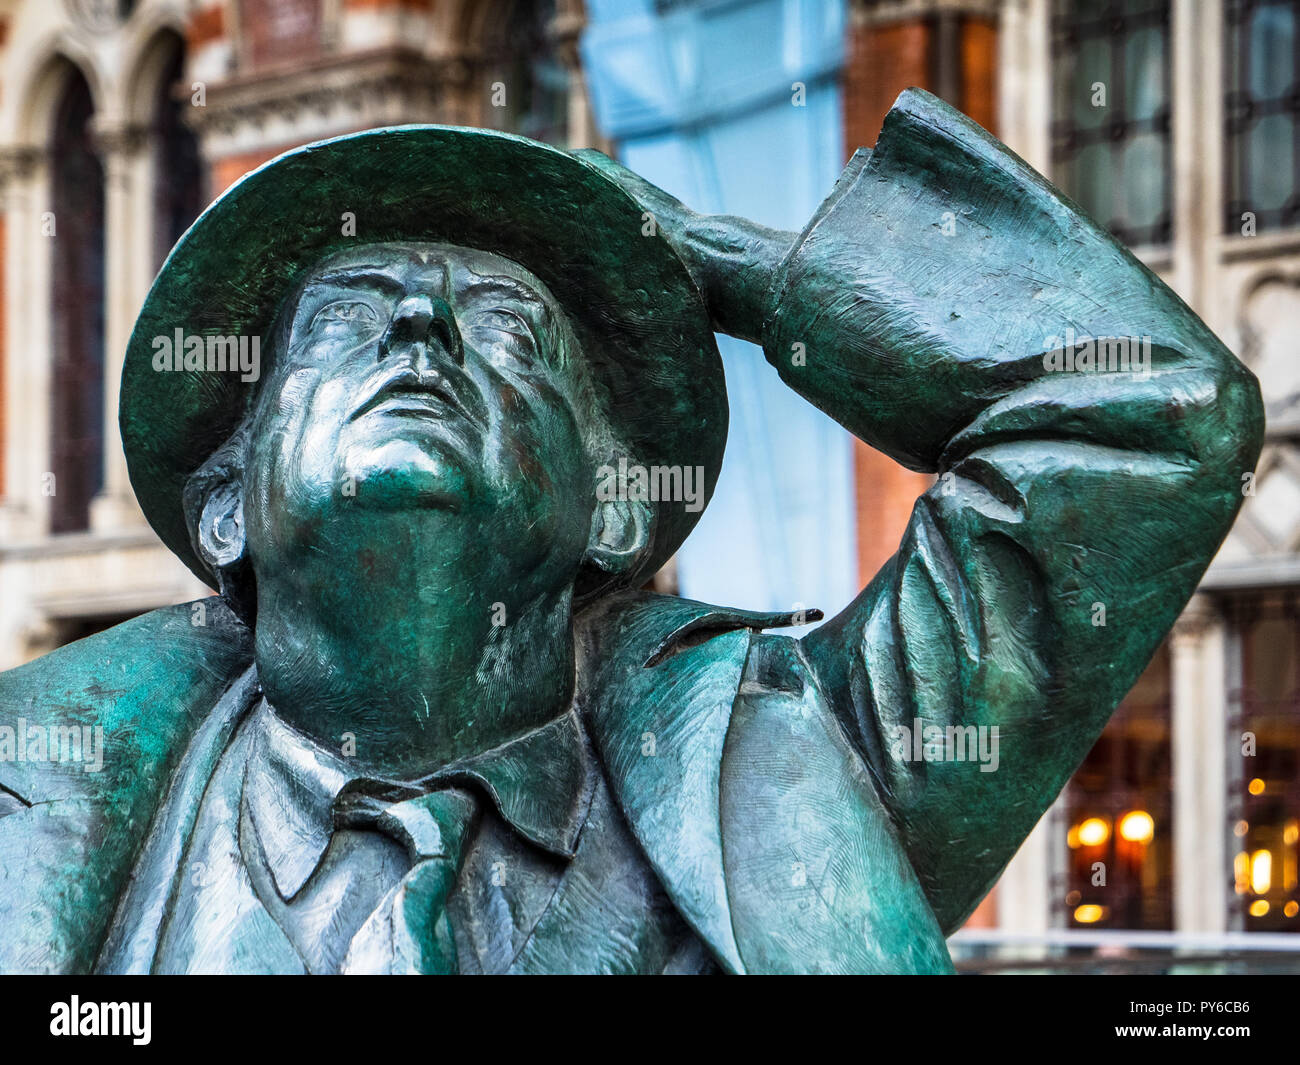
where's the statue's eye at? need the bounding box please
[470,307,538,370]
[472,308,533,339]
[312,300,379,329]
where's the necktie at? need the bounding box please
[336,786,479,974]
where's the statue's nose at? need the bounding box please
[379,293,463,366]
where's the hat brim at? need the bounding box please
[120,126,726,595]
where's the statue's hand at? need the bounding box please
[575,148,790,343]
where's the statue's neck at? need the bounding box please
[250,581,576,780]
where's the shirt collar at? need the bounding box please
[242,701,594,901]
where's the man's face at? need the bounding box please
[242,242,597,594]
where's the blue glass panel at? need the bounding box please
[1122,132,1167,227]
[583,0,857,621]
[1073,141,1115,226]
[1248,112,1295,211]
[1125,25,1165,121]
[1249,3,1295,101]
[1073,37,1111,128]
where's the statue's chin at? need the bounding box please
[338,435,475,510]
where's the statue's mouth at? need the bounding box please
[351,366,484,430]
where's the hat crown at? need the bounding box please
[121,125,726,595]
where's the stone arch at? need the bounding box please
[8,42,108,147]
[453,0,560,56]
[454,0,573,140]
[122,19,191,127]
[121,24,204,268]
[1238,267,1300,425]
[442,0,501,55]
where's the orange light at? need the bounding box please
[1235,851,1251,895]
[1074,904,1106,924]
[1251,850,1273,896]
[1249,778,1266,796]
[1077,817,1110,847]
[1285,901,1299,919]
[1235,820,1250,838]
[1118,810,1154,844]
[1249,900,1270,917]
[1284,821,1299,846]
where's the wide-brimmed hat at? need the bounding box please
[120,126,726,595]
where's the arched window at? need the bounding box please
[149,33,203,270]
[49,68,104,534]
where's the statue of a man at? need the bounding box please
[0,90,1263,973]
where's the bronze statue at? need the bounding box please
[0,90,1263,973]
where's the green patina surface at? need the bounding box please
[0,90,1265,973]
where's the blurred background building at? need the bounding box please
[0,0,1295,971]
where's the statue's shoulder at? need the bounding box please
[0,598,253,790]
[574,589,805,678]
[0,598,253,973]
[572,588,818,729]
[573,590,950,973]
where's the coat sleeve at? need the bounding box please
[765,90,1264,932]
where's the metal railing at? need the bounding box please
[948,928,1300,974]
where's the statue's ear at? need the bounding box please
[586,494,651,575]
[196,478,246,573]
[184,423,257,623]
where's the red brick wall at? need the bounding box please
[344,0,436,11]
[961,16,998,135]
[845,18,931,152]
[210,147,287,195]
[842,11,999,587]
[238,0,324,70]
[187,4,225,51]
[843,16,935,586]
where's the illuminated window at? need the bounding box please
[1225,0,1300,233]
[1226,594,1300,931]
[1050,0,1173,247]
[1059,643,1174,929]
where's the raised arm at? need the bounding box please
[583,88,1264,932]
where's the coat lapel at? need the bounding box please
[577,592,954,975]
[576,593,807,974]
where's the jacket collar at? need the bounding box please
[244,700,594,901]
